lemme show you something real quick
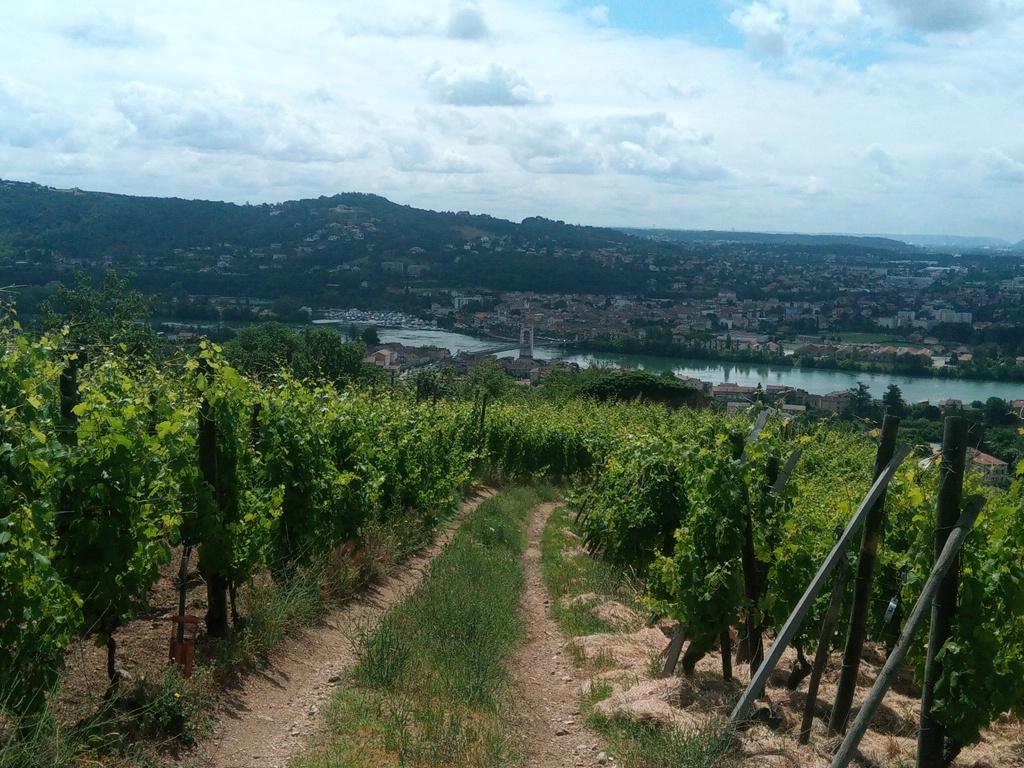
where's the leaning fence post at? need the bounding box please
[478,390,489,447]
[828,415,900,735]
[771,448,803,495]
[829,496,984,768]
[729,445,910,725]
[799,526,851,744]
[197,379,229,639]
[659,626,687,678]
[737,409,772,667]
[917,416,968,767]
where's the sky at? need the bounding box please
[2,1,1023,240]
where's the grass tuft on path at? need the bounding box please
[540,504,641,636]
[294,485,555,768]
[541,505,736,768]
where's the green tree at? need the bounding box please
[39,270,158,359]
[224,322,298,377]
[292,327,366,386]
[848,381,873,417]
[984,397,1009,426]
[882,383,906,416]
[271,296,305,321]
[465,359,511,400]
[361,326,381,346]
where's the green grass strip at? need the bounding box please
[540,504,641,636]
[540,505,736,768]
[294,485,555,768]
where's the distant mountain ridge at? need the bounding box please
[874,234,1018,250]
[618,227,911,250]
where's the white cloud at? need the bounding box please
[505,120,604,174]
[498,113,728,182]
[0,81,77,150]
[340,2,491,39]
[728,0,868,57]
[583,5,610,26]
[390,138,482,173]
[982,148,1024,182]
[667,81,704,99]
[446,3,490,39]
[592,114,727,181]
[114,82,363,162]
[799,175,828,196]
[730,3,788,57]
[340,8,437,37]
[880,0,1024,32]
[61,12,164,49]
[425,64,542,106]
[864,143,897,175]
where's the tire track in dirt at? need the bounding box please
[514,502,609,768]
[181,487,496,768]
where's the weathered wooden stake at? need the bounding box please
[830,496,983,768]
[828,415,900,735]
[198,392,230,638]
[720,629,733,681]
[917,416,968,768]
[736,410,772,665]
[772,449,803,494]
[106,636,117,685]
[659,626,687,678]
[176,545,192,645]
[478,390,489,446]
[729,445,910,725]
[799,529,852,744]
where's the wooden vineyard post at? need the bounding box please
[741,452,780,670]
[829,497,984,768]
[736,443,800,672]
[720,630,733,681]
[176,546,192,647]
[659,627,687,678]
[799,527,851,744]
[198,389,230,638]
[828,415,900,735]
[729,445,910,725]
[917,416,968,768]
[737,409,772,668]
[771,449,803,495]
[478,390,489,450]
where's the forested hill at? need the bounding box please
[1,178,925,308]
[0,179,683,300]
[0,179,636,261]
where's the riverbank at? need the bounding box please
[562,340,1024,384]
[375,327,1024,404]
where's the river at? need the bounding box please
[376,328,1023,404]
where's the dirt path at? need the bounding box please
[183,488,495,768]
[514,502,609,768]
